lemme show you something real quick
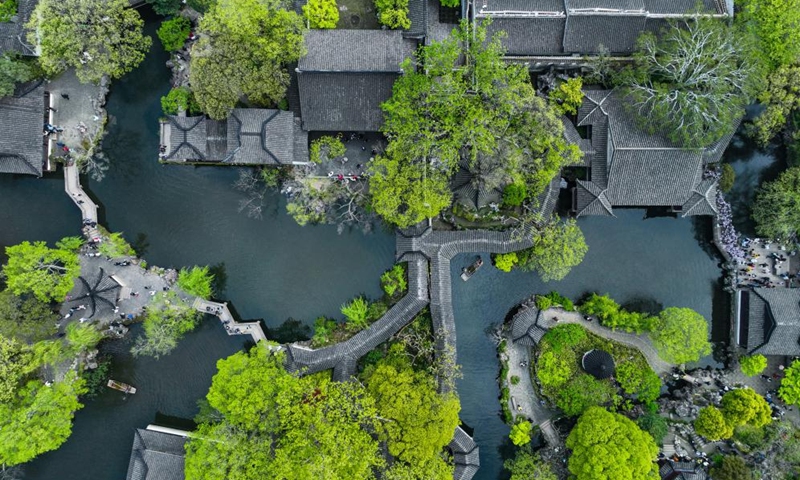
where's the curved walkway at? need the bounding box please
[64,163,101,239]
[192,298,270,345]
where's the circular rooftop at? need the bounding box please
[581,349,615,380]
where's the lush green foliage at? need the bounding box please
[493,252,518,272]
[131,293,200,358]
[780,360,800,405]
[157,17,191,52]
[0,54,32,98]
[0,336,37,402]
[719,164,736,193]
[80,357,110,399]
[178,266,214,299]
[621,18,754,148]
[310,316,338,347]
[65,323,103,355]
[375,0,409,29]
[161,87,201,116]
[709,455,753,480]
[695,406,734,440]
[97,231,135,259]
[309,135,346,163]
[365,358,460,467]
[616,361,661,404]
[341,297,369,330]
[0,290,58,343]
[380,264,407,298]
[28,0,151,83]
[637,411,668,446]
[439,0,459,6]
[721,388,773,428]
[0,370,86,466]
[650,307,711,364]
[566,407,658,480]
[549,77,583,115]
[736,0,800,71]
[502,182,527,207]
[373,21,580,227]
[302,0,338,28]
[517,218,587,282]
[536,291,575,311]
[509,419,532,446]
[503,451,556,480]
[740,354,768,377]
[3,239,81,303]
[556,373,616,417]
[147,0,181,16]
[748,64,800,146]
[579,293,655,333]
[187,0,214,12]
[540,324,586,353]
[537,350,574,388]
[752,166,800,244]
[189,0,305,119]
[0,0,17,22]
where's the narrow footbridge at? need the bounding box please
[64,163,100,239]
[193,298,271,346]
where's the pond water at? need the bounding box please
[0,9,779,480]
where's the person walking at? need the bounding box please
[61,93,70,100]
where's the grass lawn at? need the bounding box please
[336,0,379,29]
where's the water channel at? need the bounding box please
[0,9,785,480]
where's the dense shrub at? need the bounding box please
[509,420,532,446]
[616,361,661,403]
[493,252,518,272]
[695,406,733,440]
[177,266,214,299]
[161,87,201,116]
[719,164,736,192]
[579,293,654,333]
[0,0,17,22]
[637,411,668,446]
[380,264,407,298]
[555,373,616,416]
[541,324,587,353]
[537,351,574,388]
[157,17,191,52]
[740,354,768,377]
[311,316,338,347]
[309,135,346,163]
[342,297,370,331]
[540,291,575,311]
[302,0,338,28]
[375,0,410,29]
[502,182,527,207]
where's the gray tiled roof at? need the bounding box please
[450,426,480,480]
[566,0,644,11]
[0,83,44,176]
[406,0,427,38]
[746,289,800,357]
[297,31,416,132]
[0,0,37,56]
[510,306,548,346]
[486,16,566,56]
[563,13,646,54]
[659,459,708,480]
[166,116,207,161]
[605,148,702,206]
[479,0,564,13]
[645,0,725,14]
[126,429,187,480]
[681,178,717,217]
[299,30,410,73]
[575,180,614,216]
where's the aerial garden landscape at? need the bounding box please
[2,0,800,479]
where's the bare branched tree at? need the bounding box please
[233,168,268,219]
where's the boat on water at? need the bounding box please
[107,379,137,394]
[460,256,484,281]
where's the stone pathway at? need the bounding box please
[505,338,554,426]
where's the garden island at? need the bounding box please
[2,0,800,478]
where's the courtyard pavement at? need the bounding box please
[737,238,799,288]
[47,69,107,163]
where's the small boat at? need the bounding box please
[107,379,137,394]
[460,256,484,281]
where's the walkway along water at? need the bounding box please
[192,298,268,344]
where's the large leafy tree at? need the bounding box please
[748,64,800,145]
[721,388,772,428]
[0,371,86,466]
[189,0,305,119]
[0,290,58,344]
[503,450,557,480]
[621,17,754,148]
[0,336,36,403]
[518,218,588,282]
[780,360,800,405]
[710,455,753,480]
[650,307,711,364]
[0,55,32,98]
[752,166,800,245]
[364,359,459,471]
[739,354,768,377]
[566,407,658,480]
[372,20,580,227]
[2,240,81,303]
[694,406,733,440]
[27,0,151,83]
[736,0,800,71]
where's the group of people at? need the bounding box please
[737,238,797,288]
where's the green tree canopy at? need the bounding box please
[177,266,214,299]
[616,362,661,404]
[157,16,192,52]
[621,17,754,148]
[694,406,733,440]
[503,450,557,480]
[780,360,800,405]
[736,0,800,71]
[740,354,768,377]
[721,388,772,428]
[709,455,753,480]
[509,420,533,446]
[372,20,580,227]
[0,54,33,98]
[637,411,668,446]
[566,407,658,480]
[302,0,338,28]
[748,64,800,146]
[650,307,711,364]
[189,0,305,119]
[3,240,81,303]
[130,292,200,358]
[28,0,151,83]
[752,166,800,244]
[0,371,86,466]
[518,218,588,282]
[0,335,37,403]
[0,290,58,343]
[364,358,460,465]
[64,323,103,355]
[555,373,616,417]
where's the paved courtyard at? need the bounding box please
[46,69,107,164]
[737,237,799,288]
